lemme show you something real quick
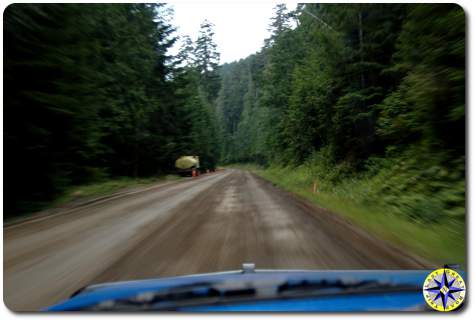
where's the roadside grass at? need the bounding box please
[5,175,182,223]
[51,175,181,207]
[229,163,465,266]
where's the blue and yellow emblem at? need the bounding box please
[423,268,465,311]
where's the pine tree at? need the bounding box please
[265,3,292,47]
[194,20,221,102]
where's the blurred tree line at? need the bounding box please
[217,4,465,222]
[4,4,221,216]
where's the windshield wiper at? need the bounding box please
[277,279,420,297]
[88,278,420,311]
[89,282,257,311]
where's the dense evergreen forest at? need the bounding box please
[4,4,220,216]
[4,2,465,232]
[217,3,465,226]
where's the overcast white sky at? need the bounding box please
[170,1,298,64]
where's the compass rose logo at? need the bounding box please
[423,268,465,311]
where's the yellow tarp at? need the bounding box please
[175,156,199,169]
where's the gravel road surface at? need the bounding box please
[3,169,430,311]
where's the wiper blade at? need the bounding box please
[278,279,420,296]
[87,278,420,311]
[89,282,257,311]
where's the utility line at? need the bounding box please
[302,9,336,32]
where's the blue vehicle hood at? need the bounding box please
[46,269,464,312]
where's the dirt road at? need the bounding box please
[3,169,431,311]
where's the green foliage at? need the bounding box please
[49,175,180,209]
[302,147,465,224]
[4,4,221,216]
[251,164,464,264]
[194,20,221,102]
[173,21,222,170]
[216,3,465,264]
[217,3,465,229]
[378,4,465,156]
[5,1,465,250]
[217,53,266,164]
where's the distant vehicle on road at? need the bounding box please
[175,156,200,177]
[46,264,461,312]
